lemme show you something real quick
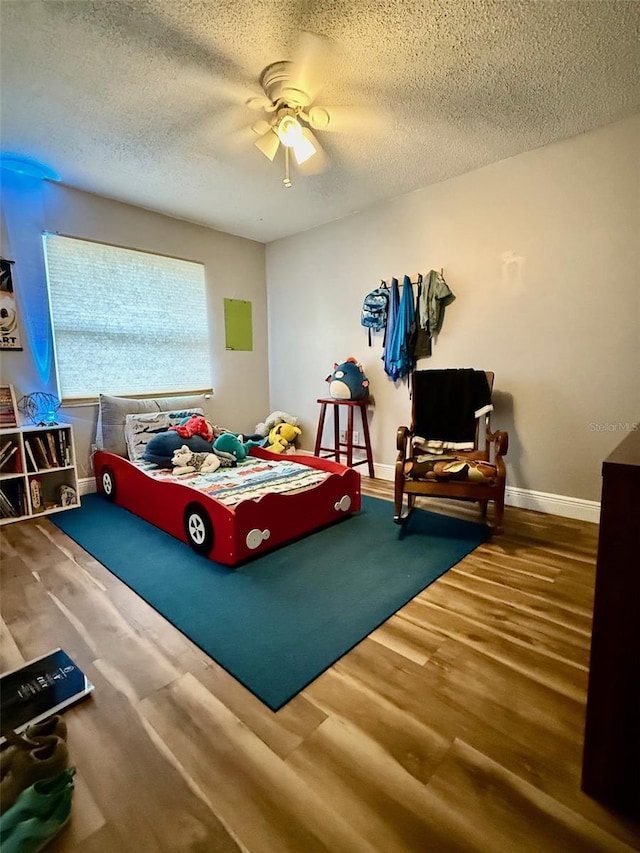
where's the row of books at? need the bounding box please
[0,481,27,518]
[24,431,72,472]
[0,439,22,474]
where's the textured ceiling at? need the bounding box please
[1,1,639,243]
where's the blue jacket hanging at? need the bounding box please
[382,277,400,378]
[384,275,415,381]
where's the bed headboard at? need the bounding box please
[96,393,211,458]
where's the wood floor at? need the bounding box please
[1,482,639,852]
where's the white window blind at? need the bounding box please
[43,234,211,399]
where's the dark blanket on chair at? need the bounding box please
[413,369,492,445]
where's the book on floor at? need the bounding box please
[0,648,94,743]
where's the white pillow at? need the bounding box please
[124,409,204,461]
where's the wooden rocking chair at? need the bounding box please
[394,370,509,533]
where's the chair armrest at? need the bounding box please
[488,429,509,458]
[396,426,412,457]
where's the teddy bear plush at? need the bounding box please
[254,411,299,438]
[171,444,221,475]
[265,422,302,453]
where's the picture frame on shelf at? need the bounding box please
[0,384,19,429]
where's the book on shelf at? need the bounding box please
[0,487,18,517]
[0,385,18,429]
[30,476,43,513]
[34,436,51,469]
[0,438,14,462]
[0,648,95,744]
[0,443,19,472]
[19,481,28,516]
[46,432,59,467]
[24,438,38,472]
[56,431,64,467]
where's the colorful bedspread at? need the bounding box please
[137,457,329,507]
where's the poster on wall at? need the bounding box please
[0,258,23,350]
[224,298,253,351]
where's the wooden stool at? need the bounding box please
[314,398,375,477]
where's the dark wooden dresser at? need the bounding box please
[582,427,640,818]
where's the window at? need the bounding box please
[43,234,211,400]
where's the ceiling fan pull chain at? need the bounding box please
[283,147,292,188]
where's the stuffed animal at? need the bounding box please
[170,414,233,443]
[326,358,370,400]
[170,414,215,442]
[265,422,302,453]
[171,444,221,475]
[213,433,263,462]
[255,411,299,438]
[213,432,247,461]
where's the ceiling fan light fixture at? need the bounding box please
[254,128,280,161]
[292,130,317,165]
[276,113,303,147]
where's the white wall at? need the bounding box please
[266,115,640,503]
[2,116,637,504]
[0,182,268,479]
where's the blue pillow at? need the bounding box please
[142,431,214,466]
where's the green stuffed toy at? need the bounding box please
[213,433,262,462]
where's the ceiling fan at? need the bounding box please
[244,33,335,187]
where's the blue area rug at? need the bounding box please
[52,494,489,710]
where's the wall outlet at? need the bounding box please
[353,430,360,444]
[339,430,347,443]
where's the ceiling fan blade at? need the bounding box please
[187,112,258,163]
[251,119,272,136]
[180,67,269,111]
[246,94,273,111]
[287,31,330,103]
[308,104,388,135]
[254,129,280,161]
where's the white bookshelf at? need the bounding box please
[0,424,80,525]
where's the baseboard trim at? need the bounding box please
[81,461,601,524]
[366,463,601,524]
[79,476,97,496]
[502,485,600,524]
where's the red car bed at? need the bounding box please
[93,446,360,566]
[92,393,361,566]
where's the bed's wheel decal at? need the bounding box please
[246,528,271,550]
[184,504,214,555]
[101,467,116,502]
[334,495,352,512]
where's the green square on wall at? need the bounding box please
[224,298,253,351]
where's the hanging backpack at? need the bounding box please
[361,281,389,346]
